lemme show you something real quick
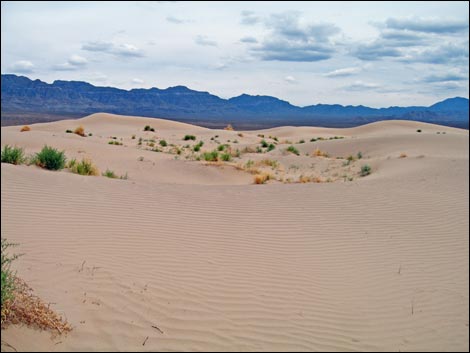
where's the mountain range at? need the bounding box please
[1,74,468,129]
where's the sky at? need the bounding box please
[1,1,469,107]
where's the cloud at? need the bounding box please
[240,10,261,25]
[82,41,144,57]
[385,17,469,34]
[352,42,402,61]
[284,75,297,84]
[9,60,35,73]
[253,12,340,62]
[421,72,468,83]
[132,78,144,84]
[324,67,361,77]
[194,35,218,47]
[166,16,191,24]
[240,36,258,44]
[342,80,381,91]
[52,55,88,71]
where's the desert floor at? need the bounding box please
[1,113,468,351]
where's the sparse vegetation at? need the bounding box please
[217,144,226,151]
[1,145,25,165]
[417,129,422,133]
[220,153,231,162]
[259,159,279,169]
[260,140,268,148]
[102,169,117,178]
[399,153,408,158]
[144,125,155,132]
[70,158,99,176]
[238,133,244,137]
[1,239,21,318]
[310,138,317,142]
[298,139,305,144]
[159,140,168,147]
[202,150,219,161]
[286,146,300,155]
[357,151,363,159]
[33,146,66,170]
[267,144,275,152]
[257,134,265,138]
[254,173,271,184]
[74,126,86,137]
[360,164,371,177]
[138,137,143,145]
[20,125,31,132]
[312,149,329,157]
[183,135,196,141]
[88,133,93,137]
[224,124,234,131]
[108,140,123,145]
[65,129,73,133]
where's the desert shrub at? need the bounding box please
[217,144,225,151]
[148,142,155,147]
[67,158,77,169]
[102,169,117,178]
[257,134,264,138]
[20,126,31,132]
[312,149,329,157]
[183,135,196,141]
[286,146,299,155]
[238,133,244,137]
[357,151,363,159]
[65,129,73,133]
[88,133,93,137]
[74,126,86,137]
[267,144,275,152]
[224,124,234,131]
[360,164,371,176]
[299,175,311,183]
[159,140,167,147]
[298,139,305,144]
[1,145,25,165]
[399,153,407,158]
[70,158,99,176]
[138,137,143,145]
[256,146,263,153]
[33,146,66,170]
[221,153,231,162]
[273,136,278,142]
[310,138,317,142]
[193,144,201,152]
[132,135,136,139]
[254,173,271,184]
[202,150,219,161]
[108,140,123,145]
[144,125,155,132]
[1,239,21,314]
[260,140,268,148]
[259,159,279,168]
[416,129,422,133]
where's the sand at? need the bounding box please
[1,113,468,351]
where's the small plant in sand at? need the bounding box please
[416,129,422,133]
[1,145,25,165]
[70,158,99,176]
[1,239,21,317]
[254,173,271,184]
[159,140,168,147]
[273,136,278,142]
[257,134,265,138]
[33,146,66,170]
[298,139,305,144]
[259,159,279,169]
[267,144,275,152]
[312,149,329,157]
[202,150,219,162]
[108,140,123,145]
[131,135,136,139]
[399,153,407,158]
[74,126,86,137]
[183,135,196,141]
[138,137,143,145]
[260,140,268,148]
[360,164,371,177]
[20,125,31,132]
[144,125,155,132]
[298,175,311,183]
[102,169,117,178]
[224,124,234,131]
[217,144,226,152]
[220,153,231,162]
[286,146,300,156]
[238,133,244,137]
[357,151,363,159]
[65,129,73,133]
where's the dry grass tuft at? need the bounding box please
[399,153,408,158]
[298,175,311,183]
[1,277,71,334]
[224,124,234,131]
[254,173,271,184]
[20,125,31,132]
[312,177,323,183]
[312,149,329,157]
[74,126,86,137]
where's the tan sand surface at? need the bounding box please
[1,113,468,351]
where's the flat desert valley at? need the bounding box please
[1,113,469,351]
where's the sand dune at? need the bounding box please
[1,114,468,351]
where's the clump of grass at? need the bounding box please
[131,135,136,139]
[20,125,31,132]
[257,134,265,138]
[108,140,123,145]
[70,158,99,176]
[416,129,422,133]
[310,137,317,142]
[67,158,77,169]
[1,238,21,317]
[88,133,93,137]
[259,159,279,169]
[183,135,196,141]
[217,144,226,151]
[138,137,143,145]
[256,146,263,153]
[298,139,305,144]
[74,126,86,137]
[286,146,300,155]
[360,164,371,177]
[102,169,117,178]
[33,146,66,170]
[238,133,244,137]
[202,150,219,161]
[65,129,73,133]
[159,140,168,147]
[254,173,271,184]
[260,140,268,148]
[193,144,201,152]
[220,153,231,162]
[224,124,234,131]
[299,175,311,183]
[357,151,363,159]
[267,144,275,152]
[144,125,155,132]
[273,136,278,142]
[312,149,329,157]
[399,153,407,158]
[1,145,25,165]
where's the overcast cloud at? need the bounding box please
[1,1,468,107]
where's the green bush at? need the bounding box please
[159,140,167,147]
[217,144,226,151]
[33,146,66,170]
[1,239,21,310]
[267,144,275,152]
[65,129,73,133]
[286,146,300,156]
[144,125,155,132]
[298,139,305,144]
[357,151,363,159]
[70,158,99,176]
[260,140,268,148]
[310,138,317,142]
[221,153,231,162]
[183,135,196,141]
[360,164,371,176]
[102,169,117,178]
[1,145,25,165]
[202,150,219,161]
[416,129,422,133]
[193,145,201,152]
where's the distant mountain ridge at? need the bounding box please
[1,74,468,129]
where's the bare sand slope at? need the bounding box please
[1,114,468,351]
